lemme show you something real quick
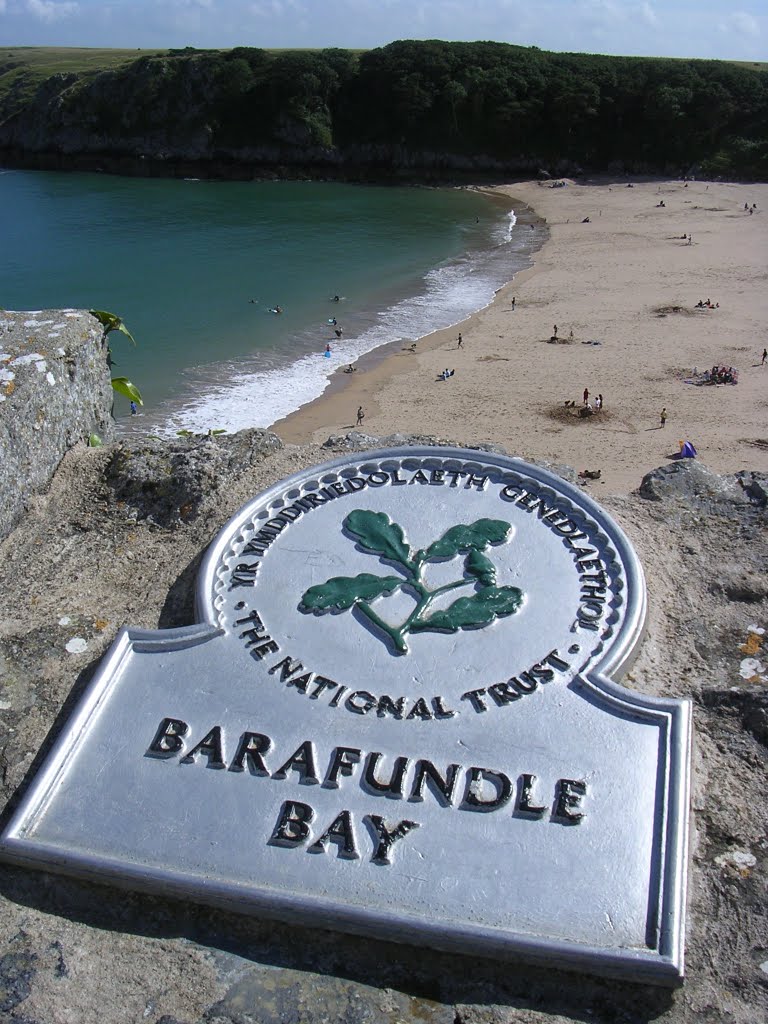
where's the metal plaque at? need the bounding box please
[0,448,690,981]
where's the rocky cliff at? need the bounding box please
[0,309,113,541]
[0,415,765,1022]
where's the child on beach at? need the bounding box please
[660,407,667,428]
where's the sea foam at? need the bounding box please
[155,210,537,437]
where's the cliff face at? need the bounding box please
[0,81,540,183]
[0,309,112,541]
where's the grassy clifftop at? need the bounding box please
[0,47,164,121]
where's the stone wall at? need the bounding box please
[0,309,113,540]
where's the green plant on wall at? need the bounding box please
[300,509,523,654]
[89,309,143,411]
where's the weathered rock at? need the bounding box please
[0,308,112,540]
[735,471,768,506]
[638,460,753,506]
[0,438,766,1023]
[321,431,511,457]
[104,429,282,526]
[321,430,444,451]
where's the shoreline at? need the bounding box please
[271,195,546,442]
[112,182,534,440]
[271,177,768,494]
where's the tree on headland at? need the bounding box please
[1,42,766,178]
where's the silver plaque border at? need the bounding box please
[0,448,691,983]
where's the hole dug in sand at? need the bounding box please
[548,404,612,425]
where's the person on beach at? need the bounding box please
[598,393,604,410]
[335,328,343,338]
[660,407,667,428]
[511,297,516,309]
[583,387,589,406]
[130,401,137,416]
[458,332,463,348]
[762,348,767,365]
[356,406,364,427]
[553,325,558,339]
[325,343,332,356]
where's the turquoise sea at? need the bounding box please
[0,170,539,433]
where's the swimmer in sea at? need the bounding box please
[332,295,340,302]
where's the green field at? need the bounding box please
[728,59,768,71]
[0,46,165,74]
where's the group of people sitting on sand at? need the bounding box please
[704,365,738,385]
[695,298,719,309]
[438,368,456,381]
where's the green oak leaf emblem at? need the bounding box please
[299,509,523,654]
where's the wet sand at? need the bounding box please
[271,178,768,494]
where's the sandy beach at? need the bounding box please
[272,178,768,494]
